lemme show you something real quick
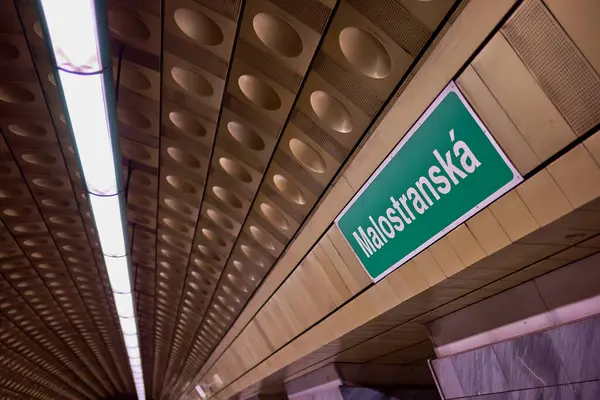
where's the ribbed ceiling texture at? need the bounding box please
[0,0,457,399]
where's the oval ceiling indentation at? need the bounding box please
[162,217,190,235]
[169,111,207,138]
[8,123,47,138]
[249,225,275,250]
[174,8,223,46]
[260,203,289,231]
[310,91,353,133]
[165,198,192,216]
[118,108,151,130]
[21,152,56,166]
[273,174,305,205]
[121,141,151,160]
[0,41,20,61]
[288,138,326,174]
[166,175,197,194]
[241,244,265,267]
[32,178,64,190]
[0,188,23,199]
[219,157,252,183]
[167,147,201,169]
[206,209,234,231]
[133,173,152,187]
[171,67,213,97]
[121,66,151,91]
[33,22,44,39]
[49,216,76,225]
[202,228,226,247]
[3,208,30,217]
[41,198,70,208]
[107,8,151,42]
[0,85,35,104]
[162,234,186,249]
[238,75,281,111]
[212,186,242,209]
[252,13,303,58]
[339,27,391,79]
[226,121,264,151]
[198,244,220,262]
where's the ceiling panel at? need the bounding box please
[1,0,460,399]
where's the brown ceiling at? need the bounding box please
[0,0,459,399]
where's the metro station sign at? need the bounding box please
[336,82,522,281]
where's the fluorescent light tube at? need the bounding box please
[114,293,134,318]
[39,1,145,398]
[58,70,118,196]
[104,256,131,294]
[127,347,140,359]
[124,334,139,349]
[90,195,127,256]
[119,317,137,335]
[195,385,207,399]
[130,357,142,367]
[39,0,100,72]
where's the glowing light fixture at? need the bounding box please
[195,385,207,399]
[37,0,145,398]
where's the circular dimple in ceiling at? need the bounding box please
[213,186,242,209]
[174,8,223,46]
[107,8,151,42]
[219,157,252,183]
[310,91,353,133]
[0,188,23,199]
[32,178,64,190]
[0,85,35,104]
[41,198,70,208]
[121,141,151,161]
[171,67,213,97]
[241,244,265,267]
[227,121,264,151]
[33,22,44,39]
[3,208,29,217]
[252,13,303,58]
[339,27,392,79]
[133,173,152,187]
[206,209,234,231]
[166,175,197,194]
[238,75,281,111]
[165,198,192,216]
[167,147,201,169]
[169,111,207,138]
[249,225,275,251]
[118,108,151,130]
[202,228,226,247]
[163,217,191,236]
[260,203,289,231]
[289,138,326,174]
[121,66,151,91]
[0,40,19,61]
[8,123,46,138]
[198,244,221,262]
[162,234,186,249]
[21,151,56,166]
[131,193,152,208]
[273,174,306,205]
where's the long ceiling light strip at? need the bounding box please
[36,1,145,398]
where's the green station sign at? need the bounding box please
[336,83,522,281]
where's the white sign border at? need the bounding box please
[334,82,523,282]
